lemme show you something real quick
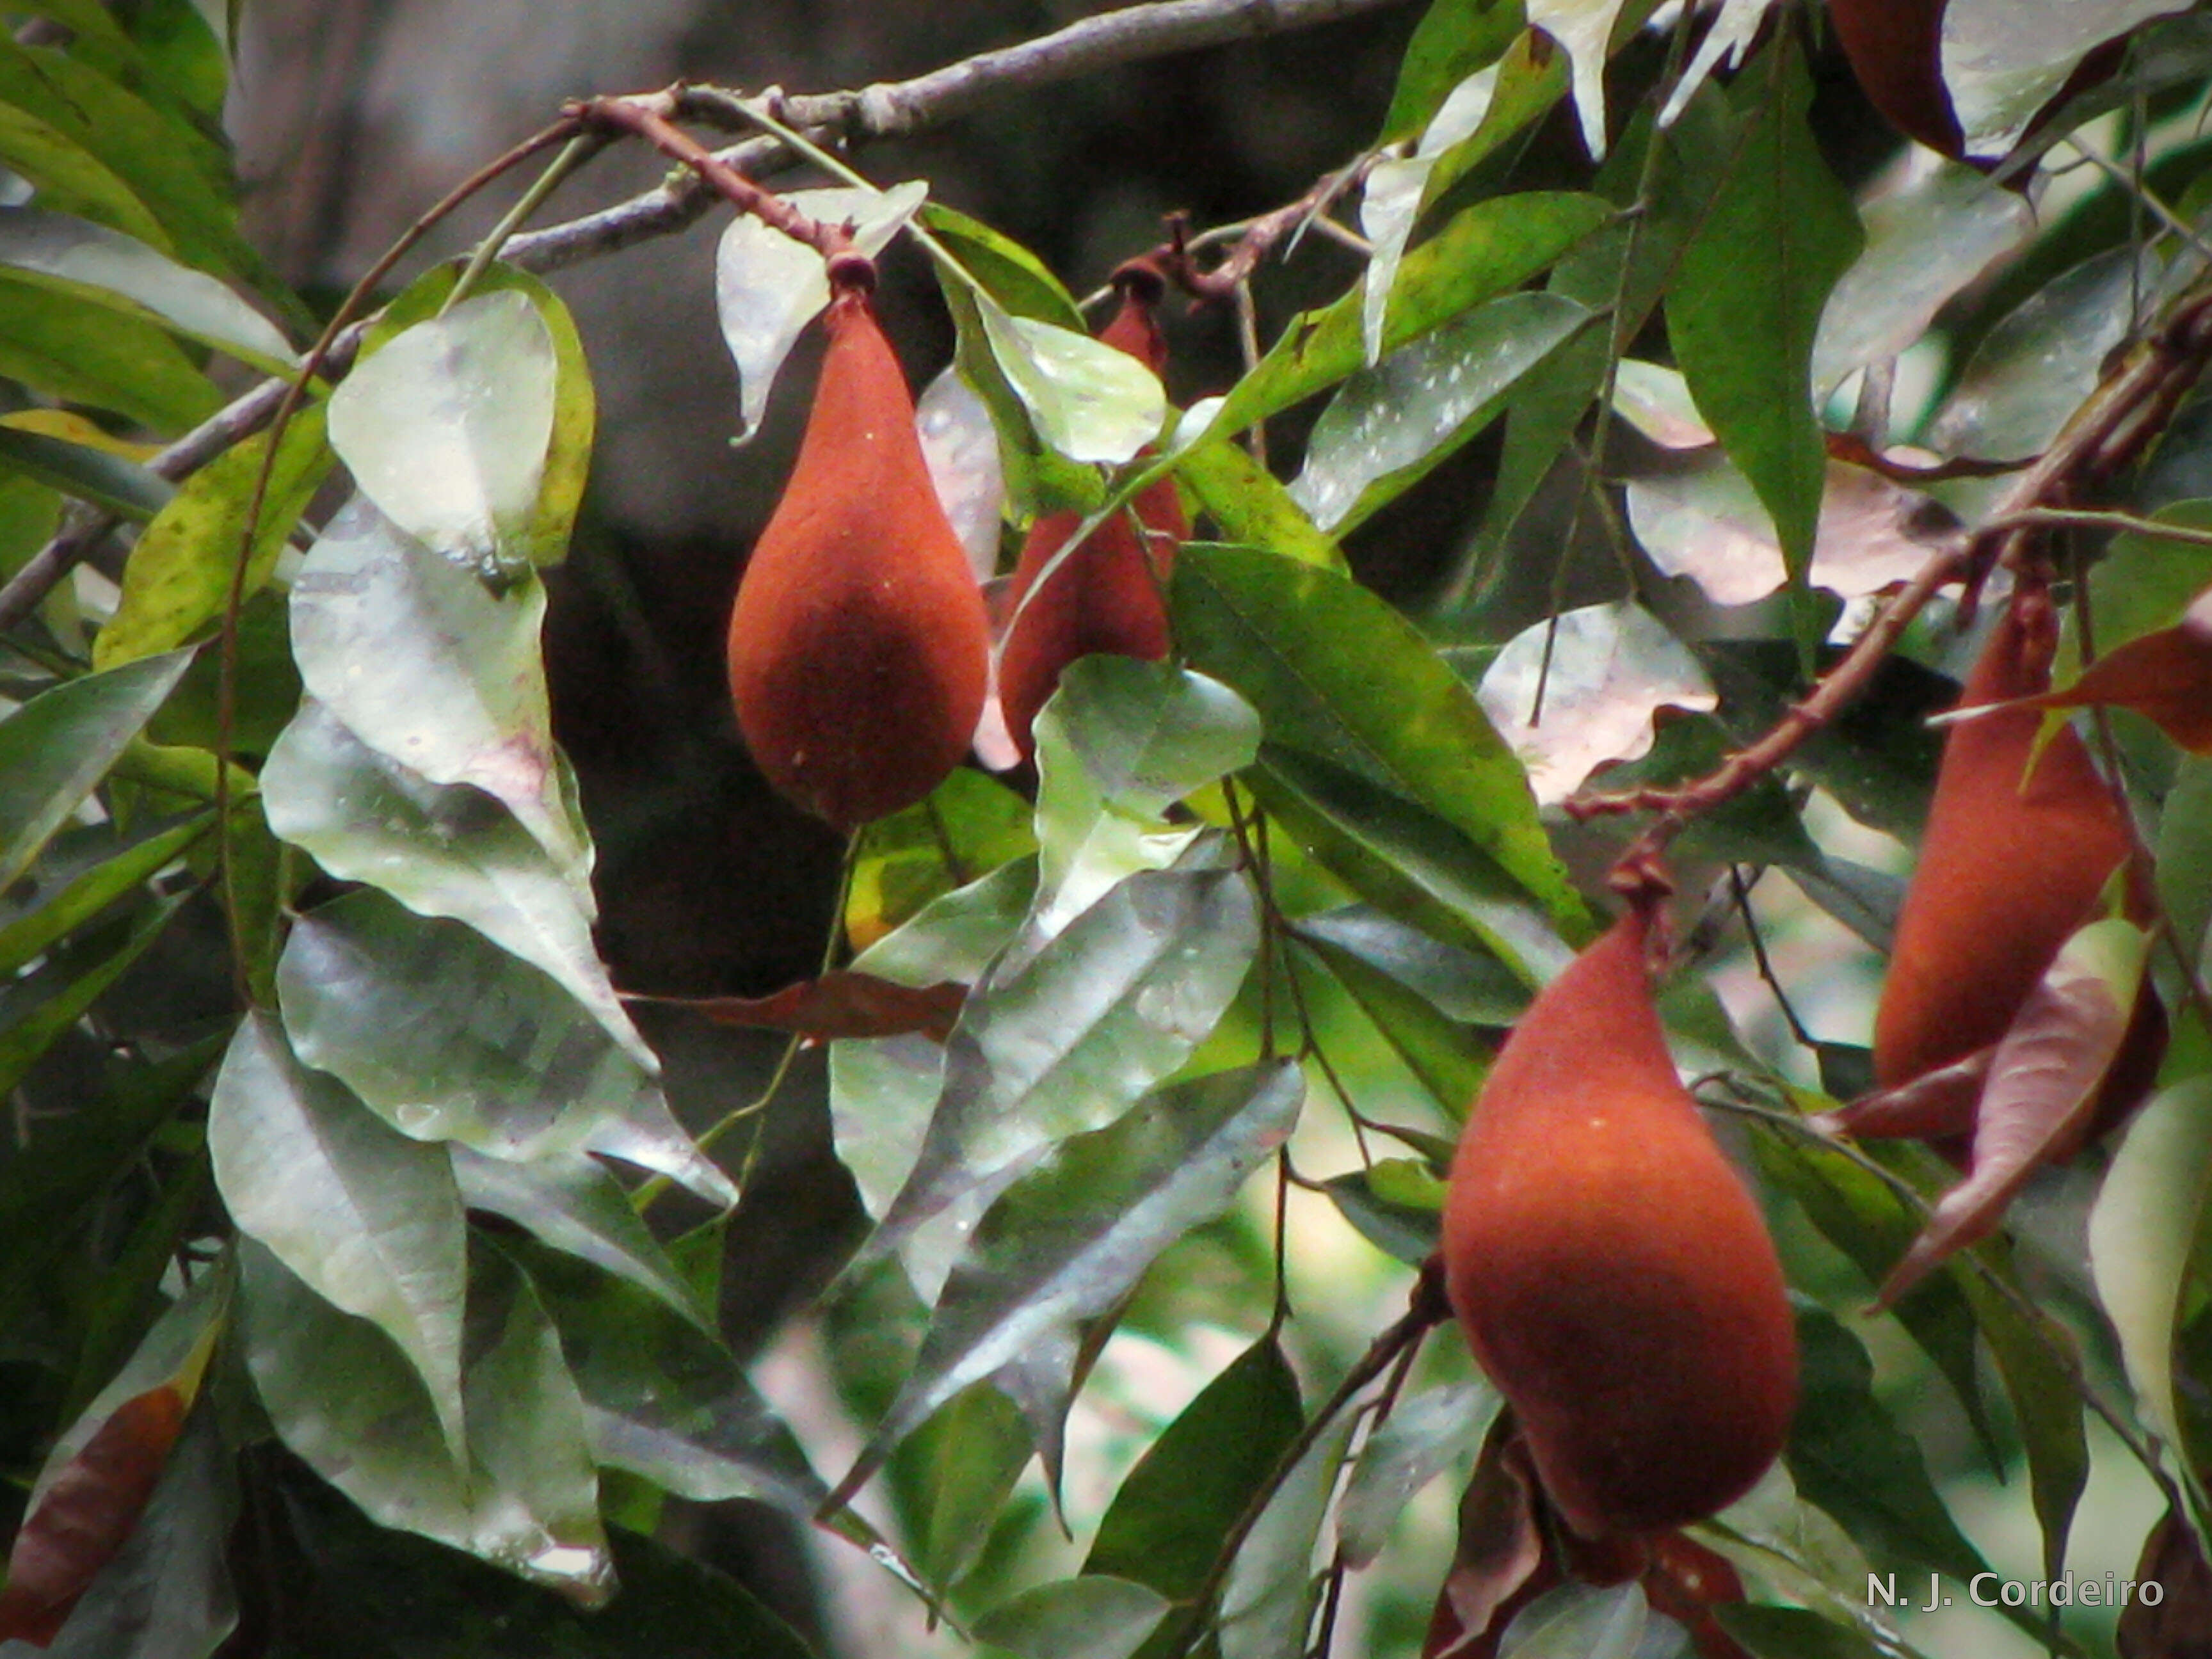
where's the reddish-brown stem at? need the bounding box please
[1157,158,1367,303]
[1566,543,1969,858]
[570,94,856,264]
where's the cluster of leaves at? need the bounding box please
[7,0,2212,1656]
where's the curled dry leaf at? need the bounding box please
[1812,1044,1991,1143]
[631,970,968,1044]
[1475,602,1717,805]
[1879,917,2151,1306]
[0,1387,188,1644]
[1423,1420,1548,1659]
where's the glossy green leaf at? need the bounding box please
[1381,0,1524,139]
[846,769,1037,952]
[2160,755,2212,967]
[0,94,167,250]
[1084,1336,1303,1639]
[326,291,557,582]
[1495,1581,1647,1658]
[452,1147,708,1331]
[1294,291,1592,533]
[0,277,216,429]
[211,1013,469,1457]
[1322,1163,1445,1265]
[1174,545,1584,950]
[1200,191,1610,444]
[0,421,171,520]
[1173,439,1344,570]
[938,271,1102,520]
[1335,1381,1497,1569]
[1530,0,1642,157]
[840,1063,1302,1503]
[921,204,1086,332]
[261,699,651,1072]
[275,890,730,1206]
[895,1381,1033,1589]
[1030,659,1260,936]
[1666,37,1860,629]
[237,1238,611,1603]
[1299,936,1491,1114]
[977,293,1167,467]
[514,1240,831,1519]
[0,649,193,895]
[288,495,588,904]
[0,206,291,370]
[95,403,330,669]
[865,856,1260,1260]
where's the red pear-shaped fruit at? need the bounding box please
[727,262,990,831]
[1871,594,2136,1092]
[997,259,1185,760]
[1441,906,1797,1539]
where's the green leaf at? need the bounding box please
[920,204,1086,332]
[211,1013,470,1458]
[1031,659,1261,935]
[839,1063,1304,1503]
[974,1576,1169,1659]
[1299,935,1491,1114]
[894,1380,1034,1589]
[1493,1581,1647,1658]
[237,1238,611,1603]
[1219,1411,1351,1659]
[0,40,261,283]
[1786,1304,1991,1583]
[275,890,731,1206]
[0,648,193,895]
[260,699,652,1073]
[2090,1079,2212,1496]
[976,294,1168,467]
[1173,544,1586,962]
[1334,1381,1496,1569]
[287,493,588,899]
[938,273,1102,519]
[470,265,595,568]
[1173,440,1345,570]
[513,1240,832,1519]
[846,768,1038,951]
[1382,0,1525,139]
[326,291,558,583]
[2160,755,2212,967]
[95,403,330,669]
[864,857,1260,1267]
[1199,191,1610,444]
[0,420,172,520]
[0,206,292,371]
[1321,1164,1445,1265]
[1666,36,1861,643]
[452,1147,709,1331]
[0,95,168,250]
[1292,291,1592,534]
[1084,1336,1304,1635]
[0,277,216,429]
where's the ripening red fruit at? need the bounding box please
[1441,905,1797,1539]
[997,258,1185,759]
[1871,595,2138,1093]
[727,259,990,832]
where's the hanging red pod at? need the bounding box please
[726,255,991,832]
[997,255,1187,761]
[1441,900,1798,1540]
[1871,591,2144,1095]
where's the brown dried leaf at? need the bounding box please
[630,971,969,1044]
[0,1387,188,1646]
[1879,918,2150,1306]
